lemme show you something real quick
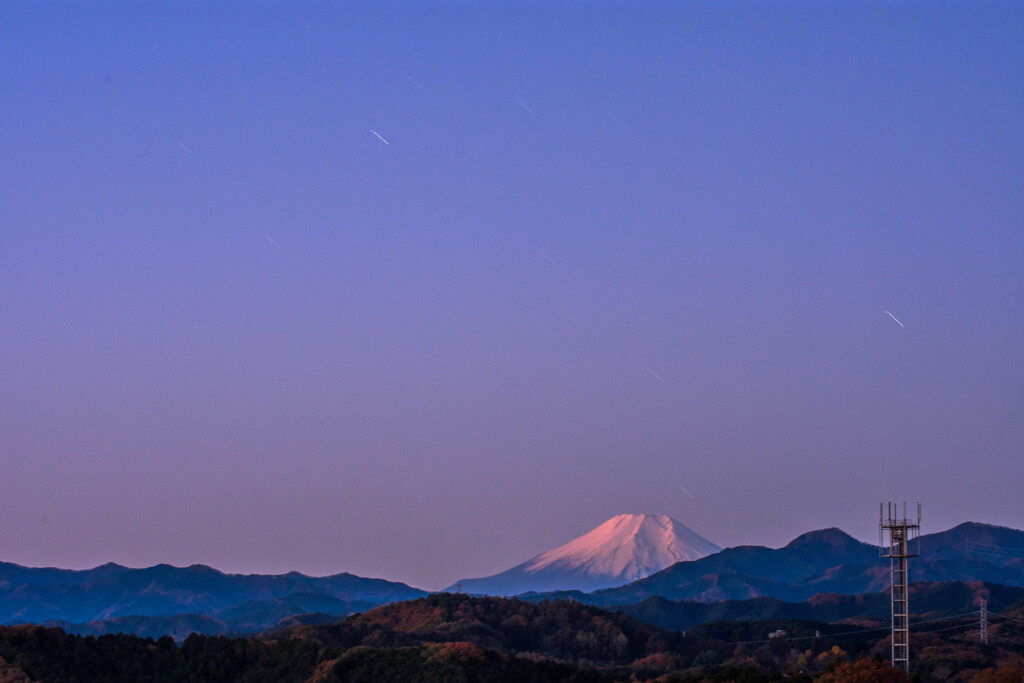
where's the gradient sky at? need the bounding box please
[1,1,1021,591]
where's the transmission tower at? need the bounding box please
[980,599,988,645]
[880,501,921,674]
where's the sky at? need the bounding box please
[1,1,1021,591]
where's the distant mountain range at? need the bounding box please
[448,516,1024,602]
[42,592,383,641]
[2,519,1022,641]
[0,562,425,628]
[447,513,721,595]
[527,522,1024,606]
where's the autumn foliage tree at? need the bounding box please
[816,658,913,683]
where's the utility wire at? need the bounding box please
[722,626,890,646]
[720,612,978,646]
[913,622,978,635]
[720,610,974,647]
[993,626,1024,638]
[910,612,980,626]
[989,612,1024,626]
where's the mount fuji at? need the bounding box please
[447,513,721,595]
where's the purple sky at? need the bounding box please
[1,2,1021,591]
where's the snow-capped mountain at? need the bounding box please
[446,513,721,596]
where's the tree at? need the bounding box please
[817,658,912,683]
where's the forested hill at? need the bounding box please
[618,581,1024,632]
[279,593,685,665]
[1,593,1023,681]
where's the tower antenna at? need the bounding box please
[879,501,921,674]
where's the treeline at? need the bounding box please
[280,593,894,678]
[0,625,323,683]
[0,594,1022,681]
[284,593,683,664]
[0,625,603,683]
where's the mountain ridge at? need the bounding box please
[447,513,721,595]
[0,563,426,624]
[570,522,1024,605]
[3,519,1022,640]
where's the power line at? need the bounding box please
[719,612,978,646]
[959,540,1024,555]
[915,622,978,635]
[911,612,979,626]
[946,546,1024,561]
[722,626,890,646]
[989,612,1024,627]
[993,626,1024,638]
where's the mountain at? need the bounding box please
[5,520,1020,641]
[919,521,1024,562]
[42,592,379,640]
[44,613,230,642]
[0,563,426,625]
[580,527,877,605]
[572,523,1024,606]
[0,562,130,589]
[46,576,1024,642]
[617,581,1024,631]
[284,592,689,665]
[447,513,721,595]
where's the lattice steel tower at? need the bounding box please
[880,501,921,673]
[980,598,988,645]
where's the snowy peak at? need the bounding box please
[448,513,721,595]
[526,513,721,584]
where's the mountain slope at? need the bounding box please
[0,562,131,589]
[919,522,1024,562]
[447,513,720,595]
[283,592,688,666]
[0,564,426,624]
[584,523,1024,605]
[618,581,1024,631]
[587,527,877,604]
